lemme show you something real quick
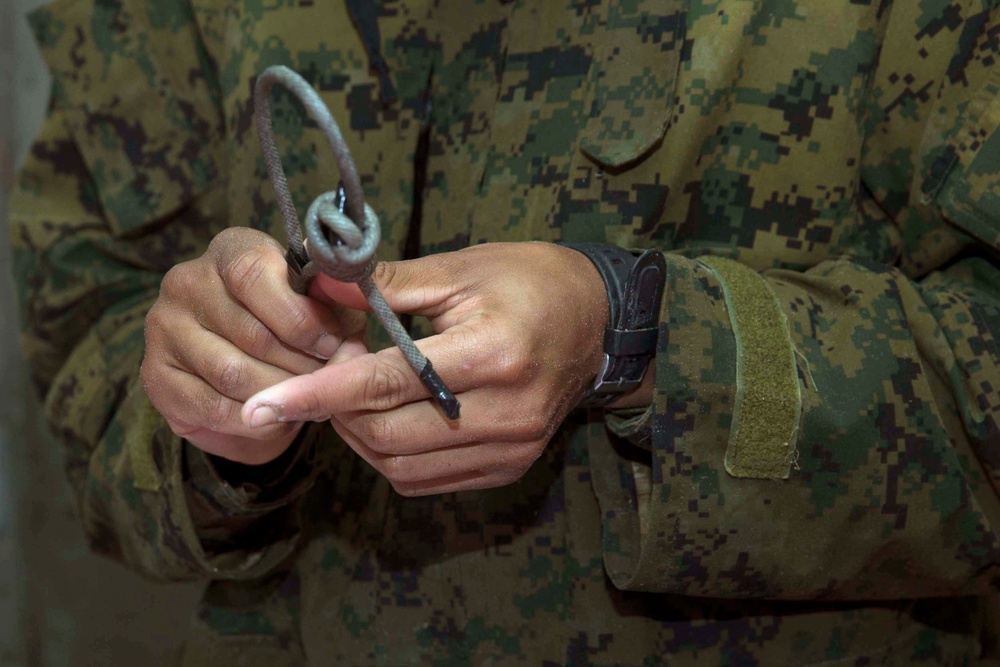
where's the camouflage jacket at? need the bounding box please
[10,0,1000,664]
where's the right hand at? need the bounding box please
[141,227,366,464]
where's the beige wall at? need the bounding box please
[1,2,202,665]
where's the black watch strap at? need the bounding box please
[558,242,666,407]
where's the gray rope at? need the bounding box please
[253,65,459,419]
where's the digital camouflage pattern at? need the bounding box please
[9,0,1000,664]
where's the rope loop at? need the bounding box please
[304,192,381,282]
[253,65,376,282]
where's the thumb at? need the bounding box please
[312,255,465,318]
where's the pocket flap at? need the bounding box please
[579,1,686,169]
[925,70,1000,251]
[29,0,222,236]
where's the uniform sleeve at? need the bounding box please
[590,5,1000,600]
[9,0,322,583]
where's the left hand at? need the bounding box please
[240,242,610,495]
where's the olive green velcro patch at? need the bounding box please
[699,257,801,480]
[128,398,164,492]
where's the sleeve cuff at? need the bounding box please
[189,426,321,516]
[604,405,653,450]
[180,424,325,577]
[590,254,741,593]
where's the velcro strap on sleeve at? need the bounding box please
[699,256,801,480]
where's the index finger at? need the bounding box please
[240,326,482,426]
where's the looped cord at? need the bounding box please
[253,65,460,419]
[253,65,369,276]
[304,192,380,282]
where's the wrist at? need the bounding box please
[607,359,655,409]
[557,242,666,408]
[554,243,611,382]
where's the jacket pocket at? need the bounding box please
[922,68,1000,251]
[578,0,687,169]
[29,0,222,236]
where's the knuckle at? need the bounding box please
[381,455,418,485]
[275,306,315,348]
[210,227,272,256]
[160,263,194,296]
[224,246,271,297]
[243,315,277,359]
[363,358,410,410]
[209,355,247,397]
[143,306,166,344]
[338,306,368,337]
[373,260,439,311]
[360,417,398,450]
[371,261,398,290]
[509,416,551,443]
[493,345,530,383]
[205,390,238,430]
[208,227,240,248]
[210,226,240,248]
[488,323,533,383]
[144,303,162,329]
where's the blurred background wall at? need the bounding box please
[1,1,203,665]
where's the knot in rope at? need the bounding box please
[304,191,381,283]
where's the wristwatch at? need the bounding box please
[558,242,666,408]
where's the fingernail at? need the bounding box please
[249,405,280,428]
[315,334,340,360]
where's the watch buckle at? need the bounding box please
[591,353,646,396]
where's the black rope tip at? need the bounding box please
[420,361,461,420]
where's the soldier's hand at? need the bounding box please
[240,242,614,495]
[141,227,366,464]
